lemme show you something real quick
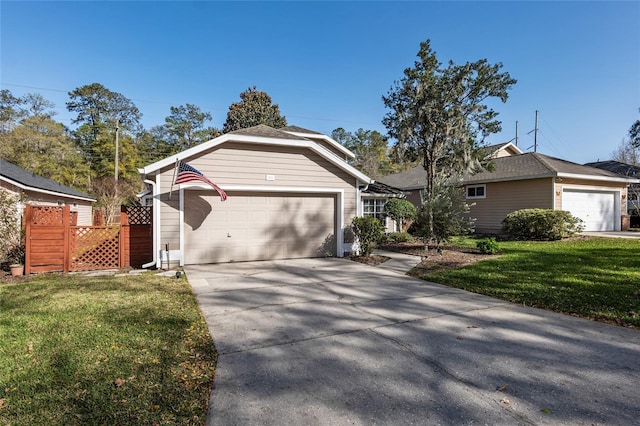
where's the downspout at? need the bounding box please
[141,178,158,269]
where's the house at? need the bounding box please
[584,160,640,214]
[360,181,407,232]
[0,158,95,225]
[379,144,639,233]
[139,124,402,267]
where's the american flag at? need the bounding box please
[174,161,228,201]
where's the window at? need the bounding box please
[466,185,486,199]
[363,199,386,223]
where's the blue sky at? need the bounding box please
[1,1,639,164]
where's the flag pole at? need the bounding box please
[169,159,179,200]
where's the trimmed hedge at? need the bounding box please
[502,209,584,241]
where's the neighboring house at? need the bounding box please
[139,124,396,267]
[584,160,640,214]
[379,142,523,207]
[380,144,639,233]
[0,158,95,225]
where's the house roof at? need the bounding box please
[280,125,355,159]
[584,160,640,177]
[378,164,428,190]
[361,181,406,197]
[480,142,523,158]
[0,158,96,202]
[139,124,370,183]
[464,152,640,184]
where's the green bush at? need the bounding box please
[384,198,417,231]
[386,232,414,243]
[352,216,384,256]
[502,209,584,241]
[476,237,499,254]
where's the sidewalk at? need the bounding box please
[372,249,423,274]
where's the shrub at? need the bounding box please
[413,184,474,245]
[352,216,384,256]
[502,209,584,241]
[386,232,414,243]
[384,198,417,231]
[476,237,499,254]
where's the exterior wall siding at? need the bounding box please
[469,178,553,234]
[154,142,359,256]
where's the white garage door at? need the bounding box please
[184,191,336,264]
[562,189,616,231]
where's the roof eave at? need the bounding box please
[284,131,356,159]
[0,176,96,202]
[556,172,640,184]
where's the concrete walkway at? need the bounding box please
[373,249,423,274]
[582,231,640,239]
[186,258,640,425]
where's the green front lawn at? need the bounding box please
[417,237,640,328]
[0,273,216,425]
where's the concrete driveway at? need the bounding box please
[185,258,640,425]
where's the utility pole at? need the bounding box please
[515,121,519,146]
[534,110,538,152]
[526,110,539,152]
[115,118,119,182]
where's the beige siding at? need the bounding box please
[554,178,627,216]
[154,142,359,256]
[469,178,553,234]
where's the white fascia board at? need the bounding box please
[462,173,558,185]
[285,132,356,159]
[139,133,371,184]
[0,176,96,202]
[557,172,640,184]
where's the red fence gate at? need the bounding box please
[25,205,153,274]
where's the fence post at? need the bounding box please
[120,206,128,268]
[25,205,32,275]
[63,205,70,273]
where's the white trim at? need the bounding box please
[0,175,96,202]
[466,184,486,199]
[139,133,370,183]
[155,174,162,268]
[179,185,347,263]
[283,131,356,159]
[485,142,523,158]
[557,172,639,184]
[141,179,158,269]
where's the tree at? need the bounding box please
[222,86,287,133]
[382,39,516,242]
[67,83,141,138]
[383,198,417,232]
[0,89,25,132]
[629,108,640,148]
[332,128,393,179]
[413,184,474,246]
[164,103,219,151]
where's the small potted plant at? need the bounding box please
[7,244,25,276]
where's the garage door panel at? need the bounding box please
[563,190,616,231]
[184,191,336,264]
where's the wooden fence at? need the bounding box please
[25,205,153,274]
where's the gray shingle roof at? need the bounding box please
[228,124,305,141]
[584,160,640,177]
[0,158,95,200]
[464,153,627,183]
[378,165,428,189]
[361,181,405,196]
[281,125,324,135]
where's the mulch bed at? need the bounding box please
[379,242,493,274]
[349,254,391,266]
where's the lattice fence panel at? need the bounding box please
[70,226,120,271]
[31,206,64,225]
[125,206,152,225]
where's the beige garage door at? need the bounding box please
[184,191,336,264]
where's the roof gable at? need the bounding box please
[0,159,95,201]
[280,126,356,159]
[139,125,370,183]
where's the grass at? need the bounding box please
[0,272,216,425]
[413,236,640,328]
